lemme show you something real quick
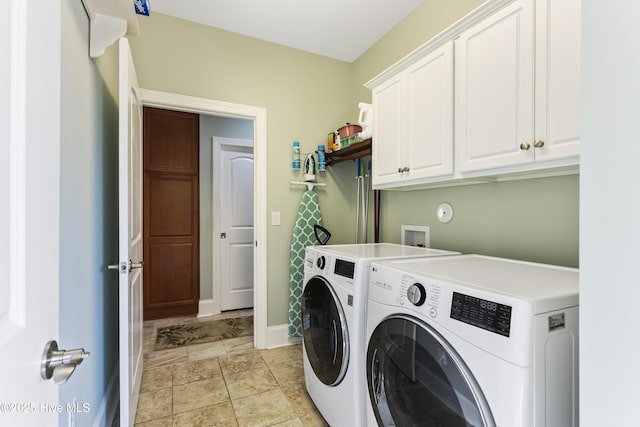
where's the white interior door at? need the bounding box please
[117,37,144,427]
[215,138,254,311]
[0,0,60,424]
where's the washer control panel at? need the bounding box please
[406,283,426,306]
[304,248,363,293]
[399,274,442,318]
[334,258,355,279]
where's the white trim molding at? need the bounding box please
[197,299,216,318]
[138,89,268,349]
[91,367,119,427]
[267,324,301,349]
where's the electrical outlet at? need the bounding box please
[271,211,281,226]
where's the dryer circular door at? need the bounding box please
[301,276,349,386]
[367,315,495,427]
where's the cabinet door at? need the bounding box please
[405,41,454,180]
[534,0,581,162]
[372,74,405,187]
[455,0,534,172]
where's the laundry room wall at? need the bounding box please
[129,14,358,327]
[58,0,120,424]
[349,0,579,268]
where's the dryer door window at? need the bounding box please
[367,315,495,427]
[301,276,349,386]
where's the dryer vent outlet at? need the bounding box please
[401,225,430,248]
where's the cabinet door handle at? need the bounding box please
[534,139,545,148]
[398,167,404,173]
[520,142,531,151]
[403,166,410,172]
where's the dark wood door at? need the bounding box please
[143,107,199,320]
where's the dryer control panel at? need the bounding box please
[450,292,512,337]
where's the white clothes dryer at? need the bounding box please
[365,255,579,427]
[301,243,459,427]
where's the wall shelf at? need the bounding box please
[327,138,372,165]
[81,0,140,58]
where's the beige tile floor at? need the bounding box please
[134,310,329,427]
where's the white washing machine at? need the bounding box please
[365,255,579,427]
[301,243,459,427]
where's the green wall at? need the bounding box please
[130,0,579,328]
[351,0,486,105]
[130,14,359,326]
[59,0,120,424]
[377,176,579,267]
[350,0,579,268]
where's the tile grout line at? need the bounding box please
[132,312,325,426]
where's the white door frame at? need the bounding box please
[138,89,268,349]
[212,137,254,314]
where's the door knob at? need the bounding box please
[41,341,90,385]
[520,142,531,150]
[534,139,545,148]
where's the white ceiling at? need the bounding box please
[149,0,425,62]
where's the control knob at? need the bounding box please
[407,283,426,306]
[316,256,326,270]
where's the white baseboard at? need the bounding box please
[198,299,216,318]
[92,367,119,427]
[267,323,301,349]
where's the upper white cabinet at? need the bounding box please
[372,74,405,185]
[366,0,581,190]
[371,41,454,189]
[455,0,534,172]
[456,0,580,174]
[534,0,581,163]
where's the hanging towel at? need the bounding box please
[288,190,323,337]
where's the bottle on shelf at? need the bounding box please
[318,145,326,171]
[292,141,301,170]
[327,132,335,153]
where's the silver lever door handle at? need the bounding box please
[129,259,144,270]
[41,341,90,385]
[108,260,144,273]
